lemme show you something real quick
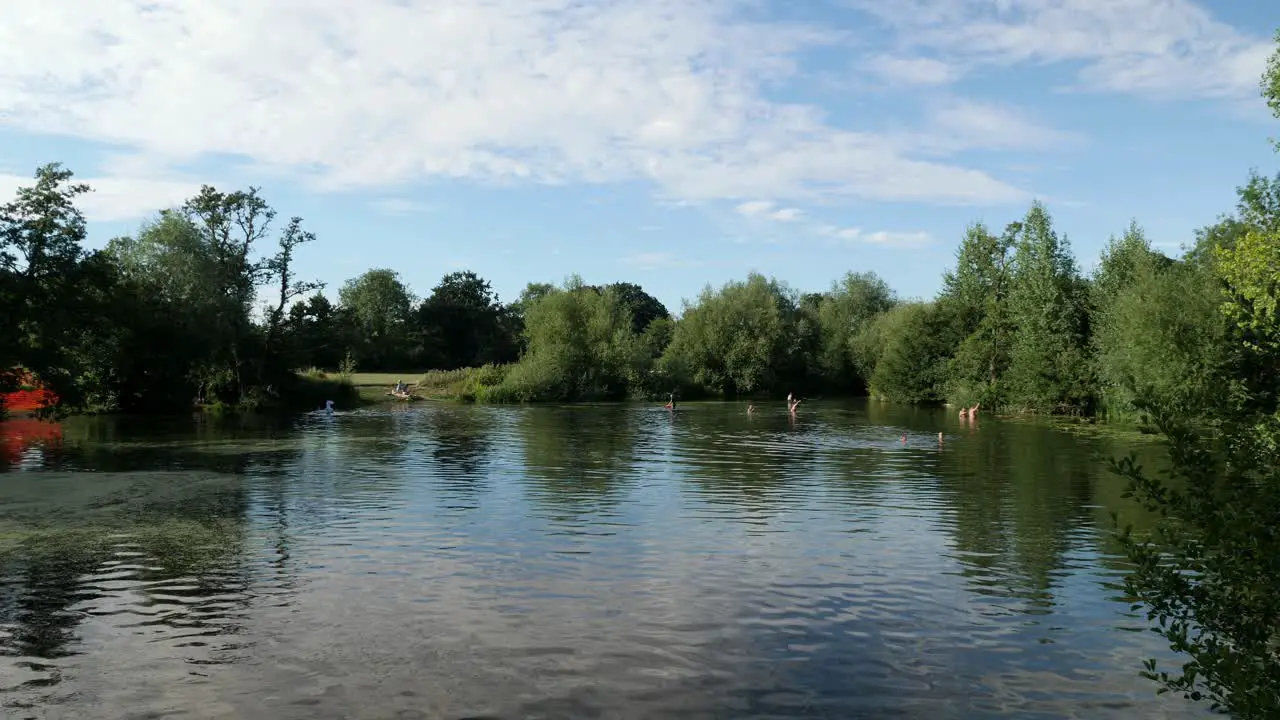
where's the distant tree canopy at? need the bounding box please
[3,161,1277,416]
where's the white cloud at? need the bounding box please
[864,55,956,85]
[735,200,776,217]
[371,198,432,215]
[850,0,1271,100]
[0,0,1032,211]
[817,224,934,248]
[735,200,804,222]
[0,0,1264,222]
[910,98,1081,154]
[861,230,933,247]
[0,172,200,223]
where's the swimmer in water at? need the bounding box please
[937,431,944,445]
[747,404,755,415]
[664,392,676,410]
[787,393,801,413]
[900,433,907,443]
[325,399,335,415]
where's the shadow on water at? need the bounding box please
[0,402,1206,719]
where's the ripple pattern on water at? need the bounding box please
[0,402,1208,719]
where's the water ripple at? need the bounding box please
[0,402,1207,718]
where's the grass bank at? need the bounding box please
[283,369,367,411]
[339,371,426,403]
[415,364,518,402]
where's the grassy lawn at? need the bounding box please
[345,372,422,389]
[329,372,427,402]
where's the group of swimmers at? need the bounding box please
[664,392,803,415]
[664,390,972,448]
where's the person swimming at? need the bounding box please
[787,392,801,413]
[325,399,335,415]
[664,392,676,410]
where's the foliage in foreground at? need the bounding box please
[1099,38,1280,717]
[1112,404,1280,718]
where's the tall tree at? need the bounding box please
[939,222,1016,408]
[1004,202,1092,414]
[815,271,896,393]
[339,268,415,369]
[1111,29,1280,719]
[0,163,96,408]
[416,270,516,369]
[603,282,669,335]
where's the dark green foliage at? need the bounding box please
[1093,258,1229,421]
[813,272,897,394]
[1,165,332,416]
[1003,203,1092,414]
[602,281,670,335]
[1111,402,1280,718]
[1102,36,1280,717]
[939,222,1015,408]
[414,271,519,370]
[659,273,801,396]
[859,301,956,404]
[338,268,416,369]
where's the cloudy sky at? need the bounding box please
[2,0,1279,310]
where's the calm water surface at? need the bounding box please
[0,401,1205,719]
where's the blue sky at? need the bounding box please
[3,0,1280,313]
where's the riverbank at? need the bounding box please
[405,365,1158,444]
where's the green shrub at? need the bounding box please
[416,363,516,401]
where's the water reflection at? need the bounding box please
[0,402,1207,718]
[0,419,63,473]
[517,405,640,516]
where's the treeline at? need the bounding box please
[0,160,1273,422]
[300,193,1264,426]
[0,169,354,414]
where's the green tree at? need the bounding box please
[939,222,1016,409]
[814,271,896,394]
[858,301,956,404]
[415,270,518,369]
[0,163,103,411]
[1111,35,1280,717]
[284,292,350,370]
[1093,259,1230,420]
[500,276,642,401]
[1004,202,1093,414]
[338,268,415,370]
[660,273,799,396]
[1112,404,1280,718]
[1089,222,1178,417]
[602,282,669,335]
[261,217,323,378]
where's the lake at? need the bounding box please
[0,401,1205,719]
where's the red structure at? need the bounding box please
[1,370,59,414]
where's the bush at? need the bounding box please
[416,363,516,401]
[1111,402,1280,717]
[277,373,359,411]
